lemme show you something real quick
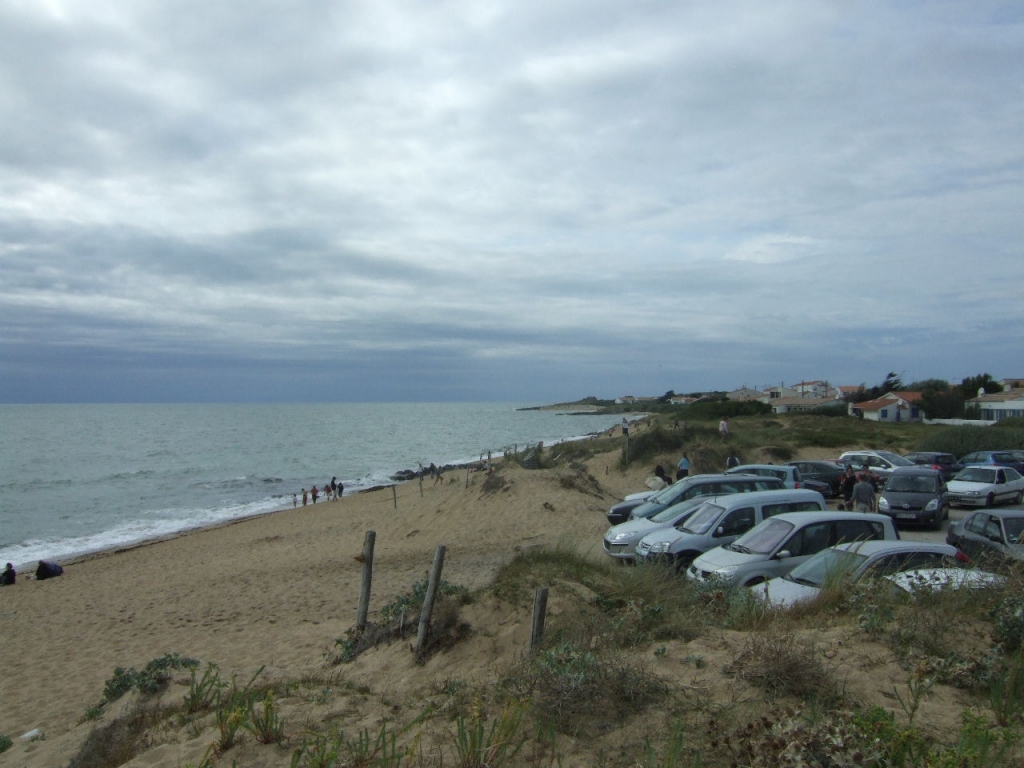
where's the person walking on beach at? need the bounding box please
[336,478,344,499]
[621,418,629,438]
[292,493,297,508]
[719,417,729,441]
[302,488,308,506]
[676,453,691,481]
[434,465,444,485]
[330,477,338,500]
[311,485,319,503]
[1,563,14,586]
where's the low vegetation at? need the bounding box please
[61,415,1024,767]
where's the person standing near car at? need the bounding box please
[840,466,857,509]
[851,473,876,513]
[676,453,691,480]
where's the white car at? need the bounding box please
[946,466,1024,508]
[687,511,898,587]
[751,541,971,607]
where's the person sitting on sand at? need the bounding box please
[1,562,14,586]
[35,560,64,581]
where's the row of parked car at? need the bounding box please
[603,459,1017,607]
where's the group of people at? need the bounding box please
[296,476,345,507]
[1,560,65,586]
[839,466,878,513]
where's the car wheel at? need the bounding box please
[986,493,996,508]
[674,553,698,574]
[930,512,943,531]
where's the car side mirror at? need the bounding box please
[775,550,792,560]
[715,525,725,537]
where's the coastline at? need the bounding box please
[0,403,627,572]
[0,443,644,767]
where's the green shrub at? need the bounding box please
[917,427,1024,457]
[100,653,199,704]
[0,733,11,754]
[994,595,1024,654]
[501,641,668,736]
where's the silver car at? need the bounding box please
[946,466,1024,507]
[751,541,970,607]
[635,489,827,571]
[687,511,897,587]
[603,497,705,562]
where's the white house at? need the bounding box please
[968,389,1024,422]
[850,391,925,423]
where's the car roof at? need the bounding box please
[726,464,791,471]
[694,488,825,509]
[830,540,956,556]
[888,466,943,476]
[963,508,1024,520]
[761,511,891,524]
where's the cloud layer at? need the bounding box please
[2,0,1022,402]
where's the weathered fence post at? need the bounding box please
[356,531,376,630]
[530,586,549,654]
[415,545,447,658]
[419,474,423,497]
[392,485,397,510]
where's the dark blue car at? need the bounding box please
[958,451,1024,474]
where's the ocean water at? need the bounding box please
[0,403,626,568]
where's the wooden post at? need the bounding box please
[392,485,397,510]
[419,474,423,497]
[356,531,376,630]
[530,586,549,654]
[465,466,470,488]
[415,545,446,658]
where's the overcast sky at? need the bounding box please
[2,1,1022,403]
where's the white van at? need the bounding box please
[635,489,827,571]
[686,511,899,587]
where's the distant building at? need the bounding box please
[727,387,764,401]
[968,389,1024,421]
[850,391,924,423]
[793,380,829,398]
[769,396,837,415]
[761,385,799,402]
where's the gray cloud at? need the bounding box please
[2,0,1022,402]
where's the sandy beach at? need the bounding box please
[1,440,651,767]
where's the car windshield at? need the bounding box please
[649,496,705,524]
[729,518,794,555]
[877,451,913,467]
[679,503,726,535]
[955,468,996,483]
[886,475,936,493]
[1004,517,1024,545]
[783,548,867,587]
[647,481,686,505]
